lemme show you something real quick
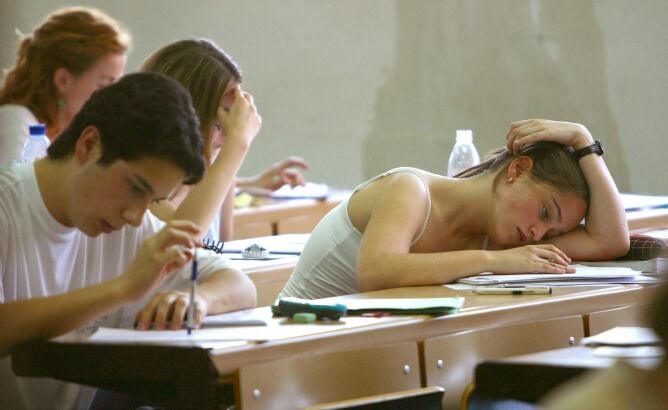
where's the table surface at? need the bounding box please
[233,189,351,224]
[12,284,658,378]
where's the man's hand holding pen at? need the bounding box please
[117,220,203,303]
[118,219,206,331]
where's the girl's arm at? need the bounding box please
[153,88,261,238]
[356,174,572,291]
[506,119,629,260]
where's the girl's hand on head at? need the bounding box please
[217,87,262,151]
[492,244,575,274]
[506,119,595,154]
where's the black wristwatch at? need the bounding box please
[573,140,604,160]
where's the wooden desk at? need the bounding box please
[473,345,662,404]
[10,284,657,409]
[341,284,661,409]
[627,208,668,234]
[622,193,668,233]
[233,189,350,239]
[586,304,649,337]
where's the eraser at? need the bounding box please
[292,312,317,323]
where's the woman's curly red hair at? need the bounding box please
[0,7,130,133]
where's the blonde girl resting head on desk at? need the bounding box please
[0,7,129,166]
[141,38,309,242]
[280,119,630,299]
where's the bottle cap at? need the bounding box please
[456,129,473,143]
[29,124,46,136]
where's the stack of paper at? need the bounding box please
[59,315,410,346]
[270,182,329,200]
[202,310,268,327]
[583,326,665,359]
[580,259,667,275]
[582,327,661,347]
[457,265,658,286]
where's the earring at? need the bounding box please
[506,177,514,184]
[57,98,66,109]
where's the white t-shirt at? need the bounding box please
[0,162,236,410]
[206,211,222,243]
[0,104,38,168]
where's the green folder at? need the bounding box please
[342,297,464,316]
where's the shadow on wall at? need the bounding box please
[363,0,628,190]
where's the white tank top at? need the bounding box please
[279,167,432,299]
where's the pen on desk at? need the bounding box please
[187,249,198,335]
[474,285,552,295]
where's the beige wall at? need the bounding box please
[2,0,666,193]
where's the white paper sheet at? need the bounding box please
[457,265,648,285]
[582,326,661,347]
[70,316,410,345]
[222,234,309,255]
[270,182,329,199]
[593,346,664,359]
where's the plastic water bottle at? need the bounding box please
[21,124,50,162]
[447,129,480,177]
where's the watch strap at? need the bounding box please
[573,140,603,160]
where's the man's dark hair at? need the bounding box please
[48,72,205,184]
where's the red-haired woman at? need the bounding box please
[0,7,129,166]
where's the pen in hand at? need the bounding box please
[187,249,198,335]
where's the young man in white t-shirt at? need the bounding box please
[0,72,256,409]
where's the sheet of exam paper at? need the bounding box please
[63,315,413,345]
[456,264,654,285]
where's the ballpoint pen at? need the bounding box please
[474,285,552,295]
[187,249,198,335]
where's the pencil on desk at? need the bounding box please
[187,249,198,335]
